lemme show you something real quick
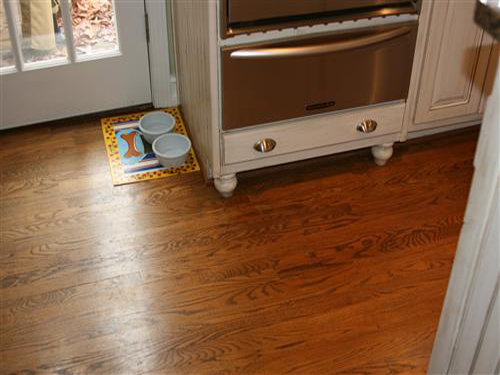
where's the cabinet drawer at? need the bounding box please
[222,102,405,165]
[222,23,417,130]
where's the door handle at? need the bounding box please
[230,25,413,59]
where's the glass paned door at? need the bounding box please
[2,0,69,67]
[71,0,118,57]
[0,0,15,69]
[0,0,151,129]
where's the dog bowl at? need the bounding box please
[152,133,192,168]
[139,111,176,144]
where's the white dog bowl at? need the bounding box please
[139,111,176,144]
[153,133,192,168]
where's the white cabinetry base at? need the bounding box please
[371,143,394,166]
[214,174,238,198]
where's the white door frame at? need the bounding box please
[145,0,178,108]
[428,64,500,374]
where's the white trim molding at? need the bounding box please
[429,64,500,375]
[145,0,178,108]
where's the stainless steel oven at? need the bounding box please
[222,0,420,38]
[221,21,418,130]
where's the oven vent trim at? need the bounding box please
[221,0,420,39]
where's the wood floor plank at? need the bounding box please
[0,120,478,375]
[0,199,463,301]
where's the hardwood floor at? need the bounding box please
[0,120,478,375]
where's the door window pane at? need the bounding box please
[2,0,119,71]
[1,0,15,68]
[71,0,118,57]
[18,0,68,64]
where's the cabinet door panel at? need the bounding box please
[414,0,492,125]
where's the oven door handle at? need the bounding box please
[230,26,412,59]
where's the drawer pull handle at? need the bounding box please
[230,26,413,59]
[254,138,277,153]
[357,119,378,133]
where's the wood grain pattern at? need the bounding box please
[0,119,478,375]
[172,0,219,180]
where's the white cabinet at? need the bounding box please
[172,0,498,197]
[404,0,497,135]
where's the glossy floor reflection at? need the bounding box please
[0,120,478,375]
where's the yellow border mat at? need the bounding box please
[101,108,200,186]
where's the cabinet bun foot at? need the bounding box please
[214,174,237,198]
[371,143,394,166]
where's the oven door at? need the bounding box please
[227,0,415,24]
[221,22,418,131]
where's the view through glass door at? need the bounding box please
[0,0,151,129]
